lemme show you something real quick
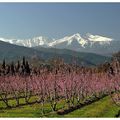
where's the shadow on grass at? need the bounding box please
[115,110,120,117]
[57,94,108,115]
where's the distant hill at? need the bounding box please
[33,47,111,66]
[0,40,111,66]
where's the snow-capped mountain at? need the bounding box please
[48,33,87,48]
[48,33,113,48]
[47,33,118,55]
[0,33,119,55]
[0,36,49,47]
[0,33,113,48]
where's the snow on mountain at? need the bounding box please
[0,37,17,44]
[85,33,113,45]
[0,33,113,48]
[48,33,88,48]
[48,33,85,47]
[0,36,49,47]
[48,33,113,47]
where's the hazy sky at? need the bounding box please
[0,3,120,40]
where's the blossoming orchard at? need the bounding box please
[0,53,120,116]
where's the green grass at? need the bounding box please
[0,96,119,117]
[64,96,120,118]
[0,98,65,117]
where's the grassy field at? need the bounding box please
[64,96,120,118]
[0,96,119,117]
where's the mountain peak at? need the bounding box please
[86,33,113,42]
[0,33,114,48]
[0,33,119,56]
[72,33,81,38]
[48,33,83,47]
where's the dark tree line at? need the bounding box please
[0,51,120,76]
[0,57,31,76]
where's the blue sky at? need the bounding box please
[0,3,120,40]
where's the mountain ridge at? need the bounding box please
[0,33,119,55]
[0,40,110,66]
[0,33,113,47]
